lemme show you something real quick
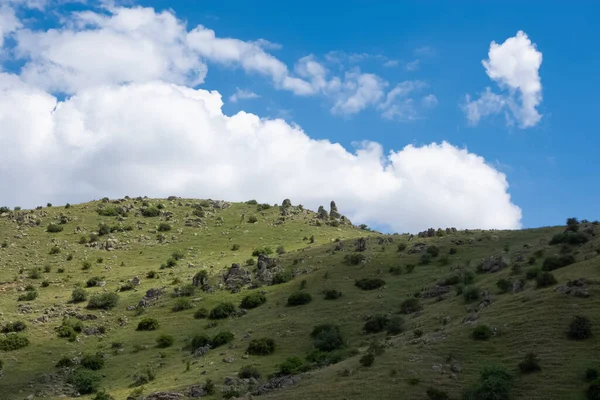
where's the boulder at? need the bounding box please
[223,264,252,291]
[478,256,509,273]
[252,375,301,396]
[143,393,183,400]
[329,200,341,219]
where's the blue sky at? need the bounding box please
[0,0,598,232]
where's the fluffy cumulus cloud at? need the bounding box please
[0,74,521,232]
[465,31,543,128]
[229,87,259,103]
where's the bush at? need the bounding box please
[209,302,236,319]
[18,290,38,301]
[550,231,588,245]
[400,298,422,314]
[587,369,600,382]
[251,246,273,256]
[496,279,511,293]
[81,353,105,370]
[57,325,77,341]
[146,270,157,279]
[172,298,193,312]
[47,224,64,233]
[542,255,576,271]
[69,287,87,303]
[231,244,240,251]
[87,293,119,310]
[287,291,312,306]
[247,215,258,223]
[194,308,209,319]
[93,391,115,400]
[364,315,389,334]
[49,246,61,255]
[211,331,234,347]
[246,199,258,205]
[472,324,493,340]
[238,365,261,379]
[463,286,480,303]
[277,356,307,375]
[2,321,26,334]
[311,324,344,352]
[173,284,195,297]
[386,316,405,335]
[464,366,513,400]
[137,318,159,331]
[355,278,385,290]
[568,315,592,340]
[141,206,160,217]
[344,253,367,265]
[157,222,172,232]
[0,334,29,351]
[426,388,450,400]
[68,369,101,394]
[536,272,557,288]
[247,338,276,355]
[389,266,403,276]
[397,243,407,252]
[519,353,541,373]
[56,357,75,368]
[272,271,291,284]
[324,289,342,300]
[420,253,432,265]
[86,276,103,287]
[588,379,600,400]
[240,292,266,309]
[276,245,286,255]
[526,268,540,280]
[359,353,375,367]
[190,334,211,351]
[426,246,440,257]
[156,334,174,348]
[405,264,416,273]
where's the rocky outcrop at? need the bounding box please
[142,392,183,400]
[421,285,451,298]
[329,201,341,219]
[223,264,252,292]
[408,243,427,254]
[193,344,211,358]
[251,375,302,396]
[556,278,591,298]
[478,256,509,273]
[137,288,163,308]
[256,254,278,285]
[317,206,329,220]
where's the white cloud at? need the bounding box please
[0,74,521,232]
[14,6,207,93]
[229,87,259,102]
[378,81,433,120]
[383,59,399,68]
[0,6,20,49]
[422,94,438,108]
[405,59,420,71]
[465,31,543,128]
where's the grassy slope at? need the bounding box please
[0,198,598,400]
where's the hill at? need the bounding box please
[0,198,598,400]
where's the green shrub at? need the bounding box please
[86,276,103,287]
[231,244,240,251]
[136,318,159,331]
[519,353,541,373]
[172,298,193,312]
[173,284,195,297]
[238,365,261,379]
[190,334,211,351]
[252,246,273,256]
[247,338,275,355]
[277,356,307,375]
[87,293,119,310]
[389,266,403,276]
[194,308,209,319]
[344,253,367,265]
[272,270,291,284]
[49,246,61,255]
[56,357,75,368]
[47,224,64,233]
[171,250,185,260]
[68,369,101,394]
[287,291,312,306]
[157,223,172,232]
[386,316,405,335]
[0,334,29,351]
[405,264,416,273]
[209,302,236,319]
[2,321,26,333]
[426,388,450,400]
[463,286,480,303]
[28,268,42,279]
[211,331,234,347]
[542,255,576,271]
[57,325,77,341]
[81,352,105,370]
[400,298,422,314]
[247,215,258,223]
[324,289,342,300]
[587,369,600,382]
[496,279,511,293]
[464,366,513,400]
[71,288,87,303]
[18,290,38,301]
[588,379,600,400]
[568,316,592,340]
[156,334,174,348]
[276,245,286,255]
[240,292,266,309]
[536,272,557,288]
[526,268,540,280]
[141,206,160,217]
[550,231,588,245]
[364,315,389,334]
[311,324,344,352]
[146,270,157,279]
[472,324,493,340]
[246,199,258,205]
[92,390,115,400]
[426,246,440,257]
[397,243,407,252]
[419,253,432,265]
[359,353,375,367]
[355,278,385,290]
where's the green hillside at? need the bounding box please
[0,198,598,400]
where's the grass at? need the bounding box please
[0,198,598,399]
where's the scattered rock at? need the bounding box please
[223,264,252,292]
[251,375,301,396]
[143,392,183,400]
[478,256,509,273]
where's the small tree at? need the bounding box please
[156,334,174,348]
[71,288,88,303]
[568,316,592,340]
[287,291,312,306]
[136,318,159,331]
[518,353,541,373]
[247,338,275,355]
